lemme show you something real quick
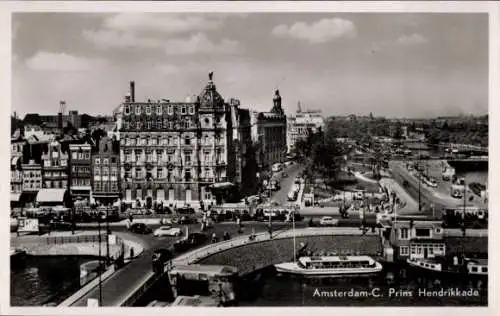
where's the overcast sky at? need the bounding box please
[12,12,488,118]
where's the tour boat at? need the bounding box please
[274,255,383,277]
[465,258,488,276]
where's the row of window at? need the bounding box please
[43,171,68,178]
[399,244,446,256]
[122,134,222,146]
[43,159,68,167]
[94,168,118,177]
[71,152,91,160]
[94,157,117,165]
[94,181,119,192]
[399,227,441,240]
[124,188,213,200]
[123,104,196,116]
[123,119,195,130]
[72,179,91,187]
[22,171,42,178]
[71,166,91,173]
[45,180,67,189]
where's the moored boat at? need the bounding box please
[407,257,487,277]
[275,255,383,277]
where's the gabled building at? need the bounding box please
[92,136,121,205]
[69,143,92,201]
[41,141,69,189]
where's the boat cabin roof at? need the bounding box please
[299,255,373,263]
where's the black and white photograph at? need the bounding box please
[3,1,496,313]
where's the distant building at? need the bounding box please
[68,110,81,129]
[286,102,324,153]
[92,137,121,205]
[69,143,92,201]
[41,141,69,189]
[250,90,287,169]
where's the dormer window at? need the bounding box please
[124,105,130,115]
[156,105,162,115]
[146,105,151,115]
[189,105,195,115]
[168,105,173,115]
[181,105,186,114]
[135,105,141,115]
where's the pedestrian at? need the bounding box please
[130,247,134,259]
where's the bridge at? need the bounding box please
[63,227,382,307]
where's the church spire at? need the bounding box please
[297,101,302,113]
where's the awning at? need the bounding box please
[36,189,67,203]
[11,193,21,202]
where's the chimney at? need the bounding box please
[130,81,135,102]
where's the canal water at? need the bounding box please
[11,257,488,307]
[10,256,95,306]
[238,265,487,306]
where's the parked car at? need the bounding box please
[173,232,208,252]
[129,223,152,234]
[152,248,173,273]
[319,216,339,227]
[153,226,183,237]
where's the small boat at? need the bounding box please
[407,257,487,277]
[274,255,383,277]
[465,258,488,276]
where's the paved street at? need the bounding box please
[269,163,304,204]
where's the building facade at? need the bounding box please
[69,143,92,200]
[22,160,43,192]
[389,219,445,261]
[41,141,69,189]
[11,135,25,196]
[92,137,121,205]
[287,104,324,153]
[118,75,237,208]
[251,90,287,169]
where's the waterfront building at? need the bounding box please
[41,141,69,189]
[11,132,25,200]
[92,136,121,205]
[69,143,92,201]
[286,102,324,154]
[389,219,445,261]
[22,160,43,192]
[117,75,238,208]
[250,90,287,169]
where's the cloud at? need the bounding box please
[164,33,240,55]
[102,13,223,34]
[83,29,164,49]
[272,18,356,43]
[397,33,428,46]
[156,64,181,75]
[25,51,107,71]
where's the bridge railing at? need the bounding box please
[172,227,377,266]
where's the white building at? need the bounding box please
[287,102,324,153]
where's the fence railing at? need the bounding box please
[46,233,108,245]
[172,227,377,266]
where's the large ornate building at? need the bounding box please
[250,90,287,169]
[117,75,239,208]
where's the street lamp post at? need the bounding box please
[97,215,103,306]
